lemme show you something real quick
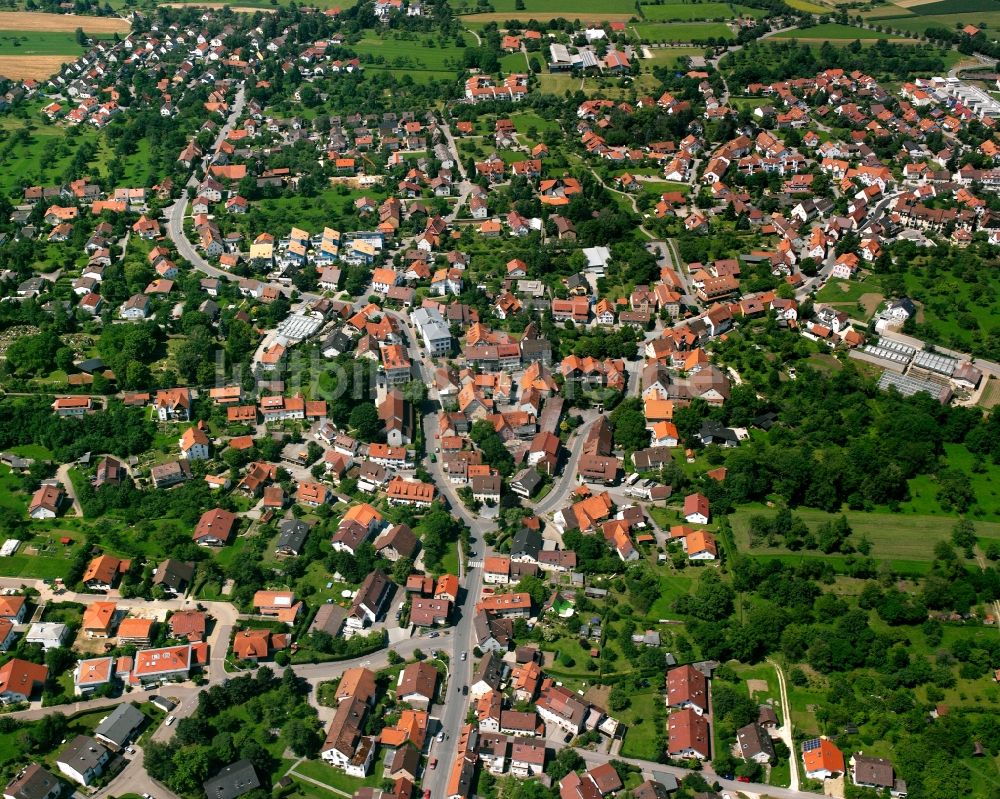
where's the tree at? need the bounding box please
[283,717,320,757]
[470,420,515,476]
[951,518,977,555]
[546,747,584,781]
[392,556,414,585]
[349,403,381,442]
[608,685,630,711]
[610,398,649,451]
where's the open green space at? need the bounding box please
[770,22,914,40]
[455,0,637,12]
[785,0,829,11]
[876,10,1000,34]
[0,465,27,514]
[350,34,465,74]
[293,759,382,795]
[616,686,665,759]
[633,21,734,41]
[0,31,90,56]
[642,45,707,66]
[640,2,766,20]
[902,443,1000,521]
[730,502,1000,565]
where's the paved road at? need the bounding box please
[576,747,818,799]
[164,83,277,294]
[532,415,599,518]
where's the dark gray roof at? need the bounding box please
[310,602,347,636]
[203,760,260,799]
[277,519,310,555]
[95,702,145,747]
[4,764,63,799]
[511,468,542,493]
[153,559,194,592]
[76,358,105,374]
[473,652,504,690]
[510,527,542,560]
[737,722,775,761]
[58,735,108,773]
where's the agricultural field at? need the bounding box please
[730,503,1000,572]
[160,1,284,10]
[0,12,129,34]
[770,22,916,40]
[861,0,1000,35]
[633,21,735,41]
[638,1,766,20]
[0,31,90,56]
[349,34,466,80]
[0,12,128,79]
[785,0,829,10]
[454,0,638,14]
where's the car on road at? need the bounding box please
[424,790,431,799]
[736,776,751,783]
[436,732,444,742]
[165,715,175,726]
[463,686,468,695]
[126,746,135,755]
[429,631,439,638]
[429,759,437,770]
[461,652,467,661]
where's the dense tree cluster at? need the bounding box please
[145,669,318,794]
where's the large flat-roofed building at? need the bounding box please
[412,307,451,357]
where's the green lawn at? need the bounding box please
[9,444,53,459]
[642,45,707,67]
[644,573,697,621]
[0,464,27,514]
[617,686,665,759]
[500,51,528,74]
[293,760,382,794]
[814,276,880,306]
[439,539,460,576]
[902,444,1000,522]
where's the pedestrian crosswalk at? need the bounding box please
[467,560,483,568]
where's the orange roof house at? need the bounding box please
[82,602,118,637]
[379,709,429,749]
[252,590,303,624]
[117,617,154,644]
[803,738,845,779]
[435,574,459,602]
[83,554,130,589]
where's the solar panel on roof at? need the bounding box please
[802,738,821,752]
